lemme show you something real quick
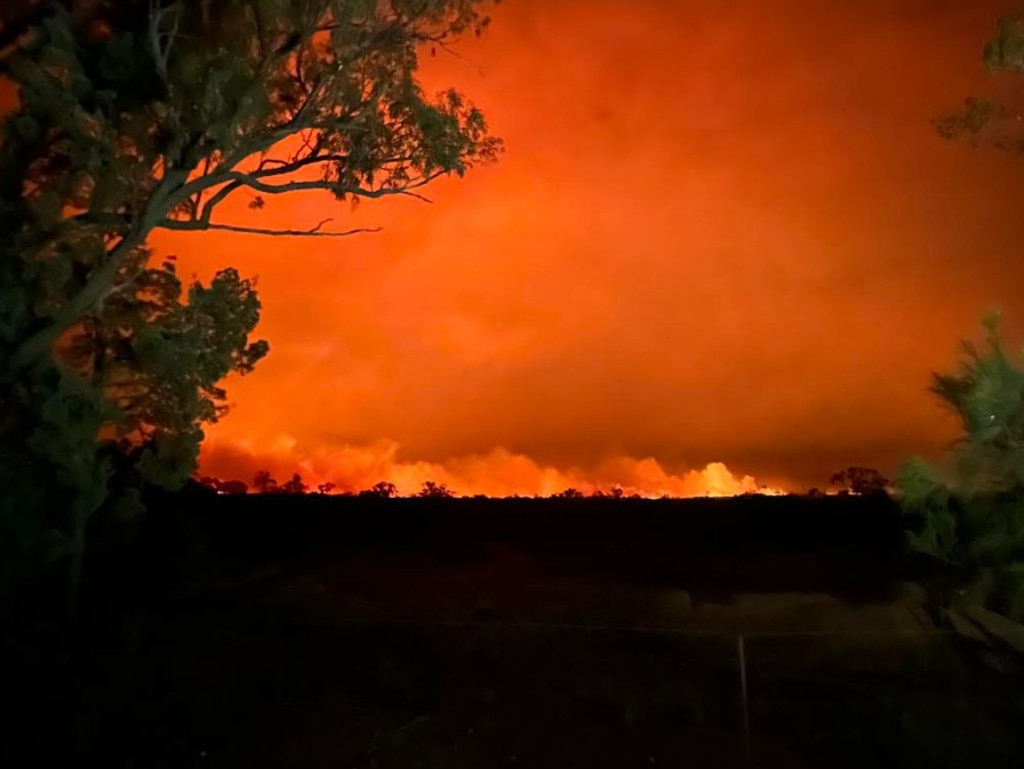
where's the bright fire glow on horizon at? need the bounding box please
[198,437,786,497]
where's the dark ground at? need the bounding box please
[2,493,1023,768]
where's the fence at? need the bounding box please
[311,614,1022,766]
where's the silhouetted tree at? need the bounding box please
[0,0,501,596]
[806,487,825,499]
[359,481,397,499]
[899,312,1024,620]
[64,258,267,483]
[316,481,336,495]
[280,473,308,495]
[195,476,247,494]
[252,470,278,495]
[2,0,501,375]
[219,479,248,495]
[553,488,584,499]
[829,467,890,497]
[0,250,266,599]
[417,480,454,498]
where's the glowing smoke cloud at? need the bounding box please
[200,438,783,497]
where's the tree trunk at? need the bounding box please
[5,167,189,379]
[7,239,134,378]
[67,502,87,627]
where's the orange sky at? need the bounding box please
[72,1,1024,494]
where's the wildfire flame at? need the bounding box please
[199,437,789,497]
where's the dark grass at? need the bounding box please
[2,493,1022,768]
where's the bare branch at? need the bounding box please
[148,0,181,82]
[195,179,245,223]
[251,152,351,179]
[157,217,382,238]
[388,188,433,203]
[177,162,441,226]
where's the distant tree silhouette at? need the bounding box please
[418,481,454,498]
[359,481,397,499]
[829,467,890,496]
[252,470,279,495]
[552,488,584,499]
[218,480,248,495]
[280,473,308,495]
[316,482,336,495]
[197,477,248,494]
[806,487,826,499]
[610,486,625,499]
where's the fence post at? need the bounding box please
[738,634,751,761]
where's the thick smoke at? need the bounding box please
[199,437,783,497]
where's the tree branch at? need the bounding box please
[157,217,382,238]
[178,164,439,227]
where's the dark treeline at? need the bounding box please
[195,463,893,498]
[111,490,929,608]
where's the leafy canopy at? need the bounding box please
[898,312,1024,619]
[1,0,502,374]
[0,0,500,589]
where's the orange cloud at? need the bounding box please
[147,0,1024,496]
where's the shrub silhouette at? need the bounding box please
[553,488,584,499]
[252,470,279,495]
[418,481,454,498]
[281,473,308,495]
[359,481,397,499]
[829,467,891,497]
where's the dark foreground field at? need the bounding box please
[3,493,1023,768]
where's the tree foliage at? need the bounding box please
[61,254,269,486]
[0,0,500,592]
[1,0,501,374]
[417,480,453,498]
[359,480,397,498]
[933,13,1024,153]
[898,312,1024,620]
[280,473,308,494]
[552,487,584,499]
[902,13,1024,621]
[252,469,279,494]
[828,466,891,497]
[0,256,267,593]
